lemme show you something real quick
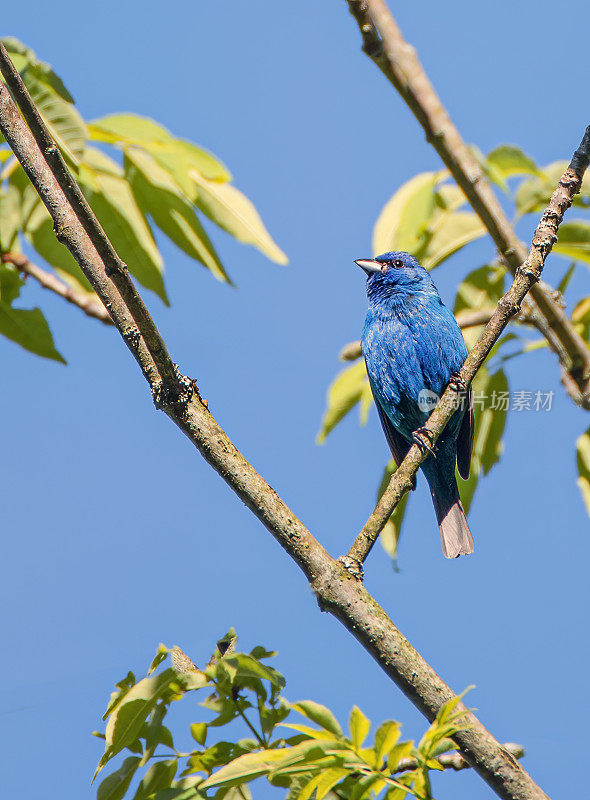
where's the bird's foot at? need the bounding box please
[448,372,467,393]
[412,426,436,456]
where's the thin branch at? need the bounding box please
[338,307,528,362]
[1,252,112,325]
[347,129,590,567]
[394,743,525,774]
[347,0,590,408]
[0,49,552,800]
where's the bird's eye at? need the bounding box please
[392,258,404,269]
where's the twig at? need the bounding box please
[339,308,525,361]
[394,743,525,775]
[1,252,112,325]
[346,127,590,567]
[347,0,590,408]
[0,49,551,800]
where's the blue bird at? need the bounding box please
[356,251,474,558]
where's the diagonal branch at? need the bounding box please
[1,252,112,325]
[346,128,590,566]
[347,0,590,408]
[0,48,552,800]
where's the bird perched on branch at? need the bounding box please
[357,251,474,558]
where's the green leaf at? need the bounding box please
[0,264,24,305]
[0,303,65,362]
[89,113,231,182]
[1,37,75,102]
[96,669,185,780]
[133,759,177,800]
[124,148,230,282]
[454,263,505,350]
[199,749,287,789]
[79,150,168,303]
[557,262,576,295]
[97,757,141,800]
[300,767,349,800]
[576,427,590,516]
[420,211,487,271]
[377,461,409,565]
[317,360,369,443]
[514,161,590,215]
[189,170,287,265]
[0,184,22,252]
[374,721,402,765]
[148,644,171,675]
[486,145,539,189]
[191,722,207,745]
[387,741,414,772]
[460,367,508,514]
[553,221,590,266]
[373,172,439,256]
[23,74,87,162]
[291,701,343,738]
[572,297,590,341]
[222,653,285,690]
[349,706,371,750]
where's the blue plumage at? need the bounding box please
[357,251,474,558]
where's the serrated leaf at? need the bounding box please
[317,360,369,443]
[124,148,229,282]
[97,757,141,800]
[373,172,438,256]
[576,427,590,516]
[349,706,371,750]
[292,701,343,738]
[0,303,65,362]
[189,170,287,265]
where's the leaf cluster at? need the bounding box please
[94,634,472,800]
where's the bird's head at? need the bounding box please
[355,251,436,304]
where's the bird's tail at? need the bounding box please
[425,464,474,558]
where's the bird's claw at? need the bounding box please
[448,373,467,393]
[412,426,436,456]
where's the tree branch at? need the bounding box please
[346,129,590,566]
[338,307,535,362]
[0,48,552,800]
[394,743,525,775]
[1,252,112,325]
[347,0,590,408]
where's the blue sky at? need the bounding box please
[1,2,588,798]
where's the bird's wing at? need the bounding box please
[456,388,474,480]
[374,397,416,490]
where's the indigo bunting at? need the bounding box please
[357,251,474,558]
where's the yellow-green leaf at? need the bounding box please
[576,427,590,516]
[24,75,87,162]
[374,720,402,765]
[125,147,229,282]
[96,757,141,800]
[377,461,409,565]
[387,741,414,772]
[199,749,287,789]
[349,706,371,750]
[553,221,590,266]
[189,170,287,265]
[373,172,439,256]
[421,211,487,271]
[317,361,369,443]
[291,701,343,738]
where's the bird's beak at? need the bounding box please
[354,258,382,275]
